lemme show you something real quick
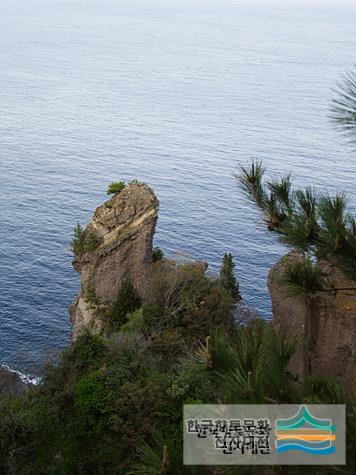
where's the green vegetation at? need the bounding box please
[1,320,355,474]
[106,181,126,195]
[220,253,240,300]
[152,246,164,262]
[71,223,99,257]
[84,287,108,318]
[141,262,234,351]
[237,160,356,280]
[71,223,85,255]
[331,67,356,141]
[108,277,141,331]
[85,287,100,307]
[278,256,326,296]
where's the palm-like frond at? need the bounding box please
[280,214,318,250]
[295,188,318,219]
[213,321,298,404]
[317,194,347,256]
[267,174,293,211]
[261,192,287,230]
[237,160,356,278]
[279,256,326,296]
[303,377,347,404]
[237,160,266,207]
[130,432,206,475]
[331,68,356,141]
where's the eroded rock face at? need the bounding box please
[70,183,159,337]
[269,252,356,393]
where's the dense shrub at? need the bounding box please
[152,246,164,262]
[1,320,356,474]
[142,261,235,343]
[71,224,99,257]
[106,181,126,195]
[109,278,141,331]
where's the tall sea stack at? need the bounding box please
[69,182,159,337]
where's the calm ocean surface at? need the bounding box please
[1,0,355,375]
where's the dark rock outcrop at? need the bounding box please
[269,252,356,394]
[0,367,29,397]
[70,183,159,337]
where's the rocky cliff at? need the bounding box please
[269,252,356,393]
[69,182,159,337]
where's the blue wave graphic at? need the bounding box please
[276,445,336,455]
[277,439,332,449]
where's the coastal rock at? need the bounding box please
[0,367,29,397]
[268,252,356,393]
[70,182,159,337]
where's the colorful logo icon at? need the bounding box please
[275,405,336,455]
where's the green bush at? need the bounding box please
[85,287,100,307]
[61,331,108,375]
[71,224,99,256]
[279,255,326,296]
[74,370,106,416]
[109,278,141,331]
[83,232,99,253]
[152,247,164,262]
[142,262,235,344]
[120,308,144,333]
[106,181,126,195]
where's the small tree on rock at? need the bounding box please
[107,181,126,195]
[220,253,241,300]
[152,247,164,262]
[71,223,85,256]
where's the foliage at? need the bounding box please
[60,331,108,375]
[142,262,235,345]
[71,223,99,257]
[85,287,100,306]
[279,255,326,296]
[237,159,266,207]
[331,67,356,141]
[71,223,85,256]
[1,317,356,474]
[106,181,126,195]
[220,253,240,300]
[152,246,164,262]
[237,161,356,280]
[74,370,107,416]
[83,232,100,252]
[120,308,144,333]
[109,278,141,331]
